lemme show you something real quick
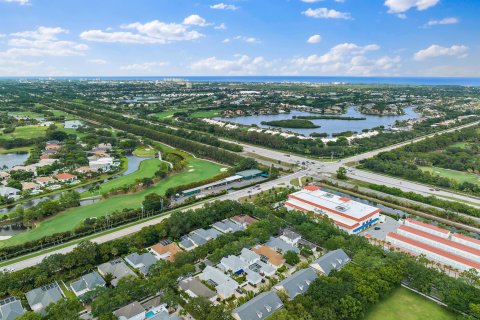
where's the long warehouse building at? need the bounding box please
[284,185,380,234]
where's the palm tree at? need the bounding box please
[103,272,114,287]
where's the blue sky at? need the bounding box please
[0,0,478,76]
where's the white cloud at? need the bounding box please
[413,44,468,61]
[88,59,107,65]
[291,43,400,75]
[3,0,30,5]
[0,26,88,58]
[120,61,168,71]
[214,23,227,30]
[222,38,231,43]
[80,17,205,44]
[307,34,322,44]
[233,36,261,44]
[183,14,209,27]
[191,54,271,74]
[425,17,459,27]
[302,8,351,19]
[210,3,239,10]
[300,0,324,3]
[384,0,439,14]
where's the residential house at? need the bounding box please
[232,291,283,320]
[89,157,114,172]
[25,282,64,314]
[220,255,248,274]
[310,249,351,275]
[54,173,77,183]
[230,215,258,228]
[70,271,106,297]
[274,268,318,299]
[35,176,55,187]
[75,166,94,174]
[179,277,217,302]
[245,269,262,286]
[252,245,284,268]
[178,238,196,251]
[239,248,260,265]
[280,230,302,247]
[0,186,20,200]
[212,219,245,234]
[97,259,137,287]
[11,165,36,175]
[199,266,239,299]
[0,297,25,320]
[94,143,113,151]
[0,172,10,183]
[266,236,300,254]
[150,241,183,262]
[192,228,222,241]
[113,301,145,320]
[124,252,158,275]
[21,182,41,193]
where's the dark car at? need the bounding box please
[374,226,381,230]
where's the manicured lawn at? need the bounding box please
[190,110,220,118]
[450,141,470,149]
[0,125,49,140]
[81,158,166,197]
[154,110,177,119]
[0,146,32,154]
[0,158,225,247]
[419,166,480,186]
[133,145,157,157]
[365,287,456,320]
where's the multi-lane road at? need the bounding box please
[2,120,479,272]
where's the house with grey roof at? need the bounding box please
[239,248,260,265]
[188,233,207,247]
[0,297,25,320]
[280,230,302,246]
[220,255,248,274]
[212,219,245,234]
[274,268,318,299]
[97,259,137,287]
[113,301,145,320]
[267,236,300,254]
[25,282,64,314]
[178,238,195,251]
[124,252,158,275]
[310,249,351,275]
[178,277,217,302]
[0,187,20,200]
[192,228,222,241]
[70,271,106,297]
[199,266,238,299]
[232,291,283,320]
[250,260,276,277]
[245,269,262,286]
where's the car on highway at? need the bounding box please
[374,227,381,230]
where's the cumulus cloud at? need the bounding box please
[307,34,322,44]
[291,43,400,75]
[210,3,239,10]
[413,44,468,60]
[425,17,459,27]
[214,23,227,30]
[384,0,439,14]
[223,36,261,44]
[0,26,88,58]
[300,0,324,3]
[3,0,30,5]
[80,17,205,44]
[120,61,168,71]
[302,8,351,19]
[191,54,271,74]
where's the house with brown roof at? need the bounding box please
[21,182,41,192]
[230,215,258,228]
[35,176,55,187]
[54,173,77,183]
[75,166,93,174]
[252,245,284,268]
[150,242,183,262]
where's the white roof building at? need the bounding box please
[285,186,380,234]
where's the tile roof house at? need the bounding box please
[124,252,158,275]
[310,249,351,275]
[97,259,137,287]
[21,182,40,191]
[35,176,55,187]
[267,236,300,254]
[0,171,10,182]
[230,215,258,228]
[179,277,217,302]
[252,245,284,268]
[54,173,77,183]
[150,242,183,262]
[232,291,283,320]
[25,282,64,314]
[199,266,239,299]
[70,271,106,297]
[274,268,318,299]
[0,297,25,320]
[113,301,145,320]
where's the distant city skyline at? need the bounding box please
[0,0,478,77]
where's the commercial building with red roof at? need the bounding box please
[451,233,480,250]
[386,232,480,272]
[404,218,450,238]
[284,187,380,234]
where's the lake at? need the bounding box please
[0,152,29,169]
[215,106,419,137]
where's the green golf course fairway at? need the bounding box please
[80,158,167,197]
[365,287,456,320]
[0,158,225,247]
[420,166,480,186]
